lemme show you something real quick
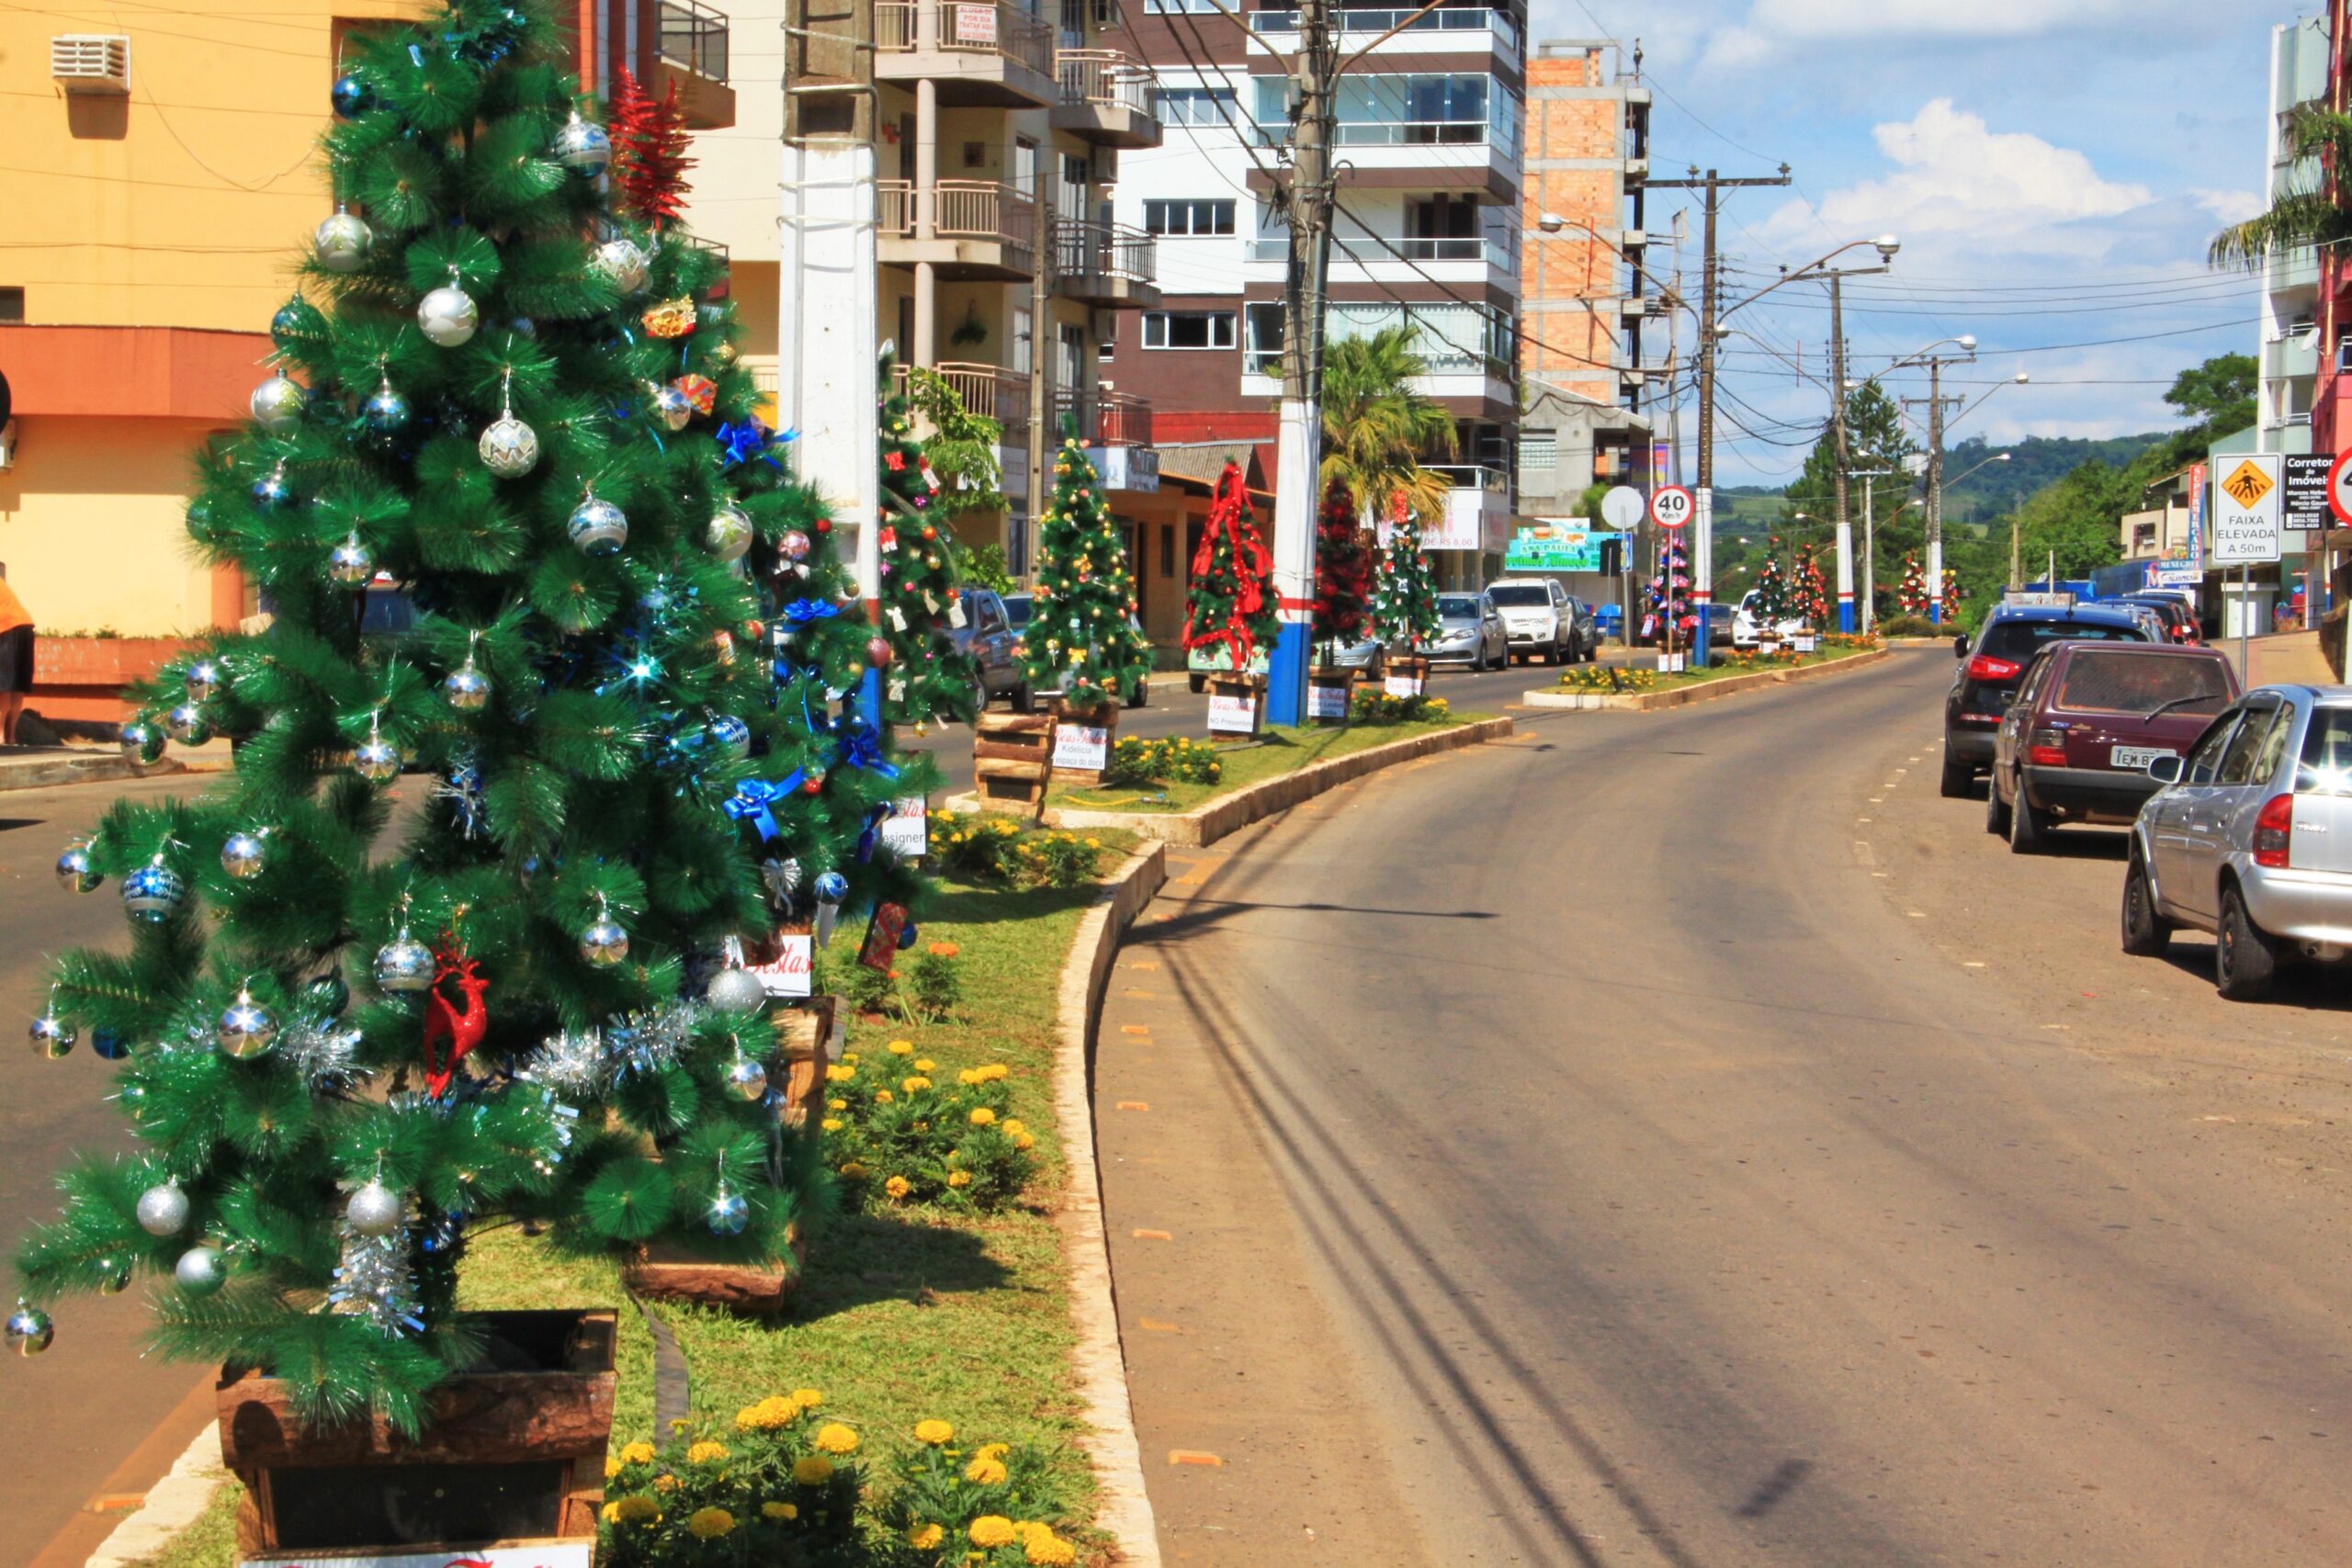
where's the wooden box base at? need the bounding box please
[1047,697,1120,787]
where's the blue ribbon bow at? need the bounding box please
[835,719,899,781]
[781,599,842,625]
[725,772,807,840]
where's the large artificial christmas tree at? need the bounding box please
[1310,478,1373,660]
[1645,535,1691,644]
[1748,554,1792,628]
[1182,462,1279,675]
[1792,545,1831,627]
[1896,553,1928,616]
[1369,497,1441,651]
[1022,432,1151,710]
[875,354,976,727]
[10,0,931,1431]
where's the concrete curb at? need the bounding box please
[1055,841,1170,1567]
[1031,717,1515,849]
[1521,648,1891,712]
[0,754,194,793]
[84,1424,227,1568]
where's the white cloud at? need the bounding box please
[1691,0,2234,67]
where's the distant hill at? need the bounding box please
[1714,431,2176,530]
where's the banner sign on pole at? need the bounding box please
[2284,453,2332,530]
[2154,462,2205,587]
[1504,524,1619,573]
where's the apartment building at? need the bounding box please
[1104,0,1526,583]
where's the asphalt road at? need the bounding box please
[1100,646,2352,1566]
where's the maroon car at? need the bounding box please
[1987,641,2240,852]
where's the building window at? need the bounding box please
[0,288,23,324]
[1142,310,1236,350]
[1144,199,1236,236]
[1244,301,1284,373]
[1160,524,1176,577]
[1521,431,1555,472]
[1143,0,1225,12]
[1098,314,1117,363]
[1156,86,1238,128]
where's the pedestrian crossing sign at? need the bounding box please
[2221,458,2275,510]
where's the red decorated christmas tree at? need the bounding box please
[1311,479,1374,657]
[1792,544,1831,626]
[1896,554,1928,616]
[1941,568,1962,615]
[1182,463,1278,675]
[608,66,695,227]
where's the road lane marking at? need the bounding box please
[1169,1450,1225,1467]
[1115,1100,1150,1111]
[1120,1025,1151,1036]
[1132,1228,1172,1241]
[1125,961,1160,971]
[1965,961,1986,968]
[1138,1317,1182,1333]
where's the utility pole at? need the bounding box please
[1847,467,1891,633]
[1024,163,1054,580]
[1829,276,1850,632]
[1645,165,1790,665]
[1904,362,1966,624]
[1265,0,1337,725]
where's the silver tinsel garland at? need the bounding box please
[325,1221,424,1337]
[278,1016,368,1093]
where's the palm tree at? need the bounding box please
[2210,105,2352,265]
[1318,326,1458,524]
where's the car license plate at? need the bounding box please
[2110,745,2174,770]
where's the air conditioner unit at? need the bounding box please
[1622,156,1648,181]
[1090,309,1119,338]
[51,34,129,93]
[1620,228,1647,250]
[1092,146,1119,185]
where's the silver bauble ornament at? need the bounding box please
[354,737,401,784]
[478,414,540,479]
[579,916,629,967]
[120,721,168,766]
[707,1189,751,1235]
[329,533,374,585]
[221,831,266,880]
[567,496,629,558]
[374,931,434,993]
[218,988,278,1058]
[590,238,648,294]
[6,1303,53,1357]
[55,844,100,894]
[726,1055,770,1101]
[417,283,480,347]
[707,966,766,1015]
[553,114,612,177]
[313,210,373,274]
[136,1181,190,1236]
[165,703,212,746]
[186,660,222,702]
[779,528,812,562]
[175,1245,226,1296]
[444,660,492,713]
[708,713,752,760]
[250,375,307,435]
[653,384,693,433]
[121,859,187,923]
[96,1260,131,1294]
[345,1180,403,1237]
[28,1010,74,1060]
[707,502,754,562]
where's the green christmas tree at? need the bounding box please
[1181,462,1278,674]
[1021,433,1151,710]
[10,0,933,1432]
[1370,502,1441,651]
[1941,568,1962,615]
[1792,545,1831,626]
[1749,552,1792,626]
[875,355,977,728]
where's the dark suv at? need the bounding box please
[2113,592,2200,644]
[1941,604,2154,795]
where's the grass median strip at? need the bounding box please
[1055,711,1491,816]
[1555,638,1882,696]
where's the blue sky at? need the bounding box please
[1531,0,2308,485]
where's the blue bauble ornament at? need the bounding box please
[91,1028,130,1061]
[552,114,612,177]
[330,73,375,119]
[121,858,187,924]
[708,714,752,759]
[707,1189,751,1235]
[251,468,293,511]
[814,870,849,904]
[364,384,412,434]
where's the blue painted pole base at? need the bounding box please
[1838,600,1856,634]
[1267,621,1311,727]
[1690,604,1713,667]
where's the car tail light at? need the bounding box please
[2255,793,2294,868]
[1966,654,2021,682]
[2029,728,2069,767]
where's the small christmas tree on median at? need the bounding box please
[1182,462,1278,677]
[1941,568,1962,615]
[1311,478,1373,660]
[1897,553,1928,616]
[1369,493,1441,652]
[1022,430,1151,710]
[1749,552,1792,631]
[1792,544,1831,627]
[875,354,976,727]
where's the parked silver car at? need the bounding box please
[2123,684,2352,999]
[1426,592,1508,671]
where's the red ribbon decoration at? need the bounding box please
[422,944,491,1098]
[1181,463,1275,671]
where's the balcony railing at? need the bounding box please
[876,179,1038,257]
[657,0,729,81]
[1424,463,1508,493]
[1055,387,1153,447]
[877,181,917,236]
[1055,220,1155,285]
[1057,48,1153,115]
[1250,6,1520,54]
[1247,232,1512,271]
[876,0,1055,76]
[896,361,1033,429]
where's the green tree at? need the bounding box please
[1781,381,1915,526]
[1321,328,1458,522]
[2012,460,2137,581]
[14,0,922,1430]
[903,366,1008,519]
[2211,107,2352,269]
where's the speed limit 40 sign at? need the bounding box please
[1650,485,1695,531]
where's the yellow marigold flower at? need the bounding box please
[888,1040,915,1055]
[968,1107,996,1126]
[821,1117,842,1133]
[958,1069,980,1086]
[813,1422,860,1455]
[687,1506,735,1540]
[902,1076,932,1092]
[928,942,960,958]
[1085,838,1102,850]
[1001,1119,1026,1136]
[792,1455,835,1485]
[842,1051,861,1064]
[763,1501,798,1521]
[913,1120,930,1133]
[979,1443,1012,1461]
[688,1440,729,1464]
[908,1522,946,1550]
[610,1494,662,1526]
[969,1517,1019,1549]
[605,1454,623,1479]
[828,1098,847,1111]
[792,1387,823,1408]
[735,1394,798,1431]
[944,1150,963,1166]
[913,1417,956,1445]
[841,1161,869,1179]
[988,1064,1011,1081]
[825,1064,854,1082]
[885,1175,912,1200]
[1025,1534,1076,1566]
[914,1058,936,1072]
[965,1455,1008,1484]
[1013,1133,1035,1151]
[670,1417,691,1433]
[875,1089,894,1104]
[619,1440,657,1466]
[948,1170,972,1189]
[653,1473,679,1493]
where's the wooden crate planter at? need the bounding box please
[973,711,1057,815]
[1306,666,1355,726]
[217,1308,616,1559]
[624,997,837,1314]
[1382,654,1430,697]
[1046,695,1120,788]
[1206,671,1268,738]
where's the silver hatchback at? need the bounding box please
[2123,684,2352,999]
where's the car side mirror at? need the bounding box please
[2146,755,2185,785]
[1953,634,1970,658]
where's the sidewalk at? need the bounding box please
[0,740,232,793]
